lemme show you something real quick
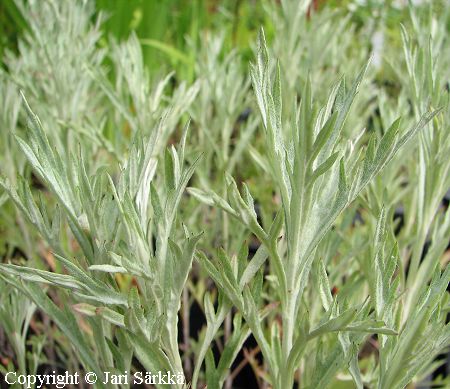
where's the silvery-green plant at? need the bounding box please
[3,0,106,155]
[0,96,201,388]
[189,29,447,388]
[0,1,449,388]
[0,278,45,384]
[89,32,200,160]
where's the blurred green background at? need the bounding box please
[1,0,269,81]
[2,0,434,81]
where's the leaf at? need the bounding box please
[128,333,174,378]
[309,151,339,184]
[316,258,333,312]
[239,244,269,290]
[310,111,338,163]
[164,148,176,190]
[187,187,238,217]
[169,230,202,298]
[216,314,251,385]
[205,349,219,389]
[342,321,397,336]
[73,303,125,327]
[140,38,192,65]
[88,264,128,274]
[348,343,363,389]
[308,305,360,339]
[0,264,81,291]
[53,253,127,306]
[374,117,401,165]
[196,252,243,310]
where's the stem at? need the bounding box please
[224,312,233,389]
[166,319,184,388]
[191,304,229,388]
[280,293,296,388]
[182,287,192,380]
[222,177,234,389]
[403,225,428,320]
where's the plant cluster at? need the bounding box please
[0,1,449,388]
